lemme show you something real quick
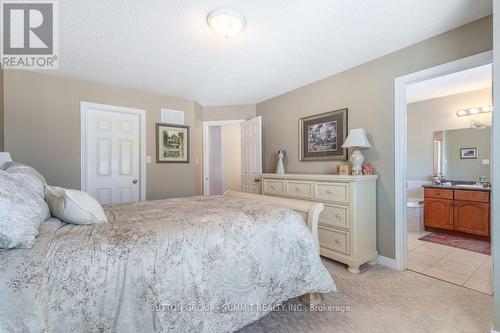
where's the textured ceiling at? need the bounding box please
[49,0,492,106]
[407,64,492,103]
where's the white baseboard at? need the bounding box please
[491,327,499,333]
[376,255,396,269]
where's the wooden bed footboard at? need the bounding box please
[223,190,324,249]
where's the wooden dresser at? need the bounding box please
[261,173,378,273]
[423,186,491,238]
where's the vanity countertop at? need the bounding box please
[422,184,491,192]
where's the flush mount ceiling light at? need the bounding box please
[456,106,493,117]
[207,8,245,38]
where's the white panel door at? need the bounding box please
[241,116,262,194]
[83,104,142,204]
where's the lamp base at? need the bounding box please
[350,149,364,175]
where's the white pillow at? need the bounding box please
[0,171,50,249]
[45,186,108,225]
[3,163,47,199]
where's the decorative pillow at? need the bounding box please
[0,170,50,249]
[3,162,47,199]
[45,186,108,225]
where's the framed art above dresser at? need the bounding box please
[261,173,378,273]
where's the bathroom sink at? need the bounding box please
[454,184,487,189]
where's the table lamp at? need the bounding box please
[341,129,371,175]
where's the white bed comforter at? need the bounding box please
[0,196,335,333]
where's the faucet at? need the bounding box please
[476,176,490,188]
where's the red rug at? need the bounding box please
[418,232,491,255]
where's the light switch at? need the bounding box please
[482,159,490,165]
[147,155,152,164]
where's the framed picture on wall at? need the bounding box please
[299,108,348,161]
[156,123,190,163]
[460,147,477,159]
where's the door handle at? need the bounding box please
[132,179,138,184]
[254,178,261,183]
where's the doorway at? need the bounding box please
[203,120,244,195]
[80,102,146,204]
[394,51,493,272]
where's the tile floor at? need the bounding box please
[407,231,492,295]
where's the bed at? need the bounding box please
[0,190,335,333]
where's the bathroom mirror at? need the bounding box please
[433,127,491,181]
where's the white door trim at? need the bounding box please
[394,50,493,271]
[80,101,147,201]
[203,120,245,195]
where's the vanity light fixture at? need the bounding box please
[207,8,246,38]
[456,106,493,117]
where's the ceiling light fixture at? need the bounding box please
[207,8,245,38]
[456,106,493,117]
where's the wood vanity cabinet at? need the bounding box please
[424,198,454,230]
[424,188,490,238]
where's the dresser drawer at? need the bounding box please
[454,190,490,203]
[318,225,350,255]
[424,188,453,200]
[286,180,314,199]
[319,204,349,229]
[262,179,285,195]
[315,182,349,203]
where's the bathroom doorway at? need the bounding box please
[394,51,494,294]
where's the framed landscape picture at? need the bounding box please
[156,123,189,163]
[299,108,348,161]
[460,147,477,159]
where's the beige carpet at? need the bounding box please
[240,258,493,333]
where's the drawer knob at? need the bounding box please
[334,239,341,244]
[335,214,341,219]
[270,185,275,190]
[326,190,333,195]
[295,187,300,192]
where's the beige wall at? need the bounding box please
[203,105,256,121]
[3,70,201,200]
[221,124,241,191]
[256,16,492,259]
[0,68,3,151]
[407,88,492,180]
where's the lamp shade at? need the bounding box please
[342,128,371,149]
[0,152,12,165]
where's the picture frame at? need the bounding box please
[299,108,348,161]
[460,147,477,159]
[156,123,190,163]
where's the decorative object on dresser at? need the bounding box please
[299,109,348,161]
[156,123,189,163]
[423,186,490,239]
[261,173,378,273]
[342,128,372,175]
[276,150,286,174]
[337,164,350,175]
[362,163,373,176]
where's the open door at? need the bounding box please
[241,116,262,194]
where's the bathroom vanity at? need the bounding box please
[423,185,490,239]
